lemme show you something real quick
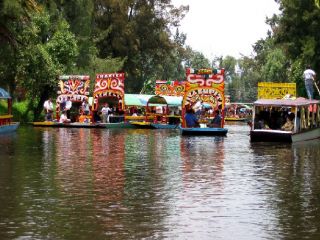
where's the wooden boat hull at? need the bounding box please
[250,128,320,143]
[150,123,180,129]
[129,121,154,129]
[32,122,106,128]
[0,122,19,134]
[99,122,136,129]
[181,127,228,136]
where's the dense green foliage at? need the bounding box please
[1,0,320,120]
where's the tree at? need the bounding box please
[94,0,189,92]
[265,0,320,97]
[16,12,78,120]
[183,46,211,69]
[261,48,287,82]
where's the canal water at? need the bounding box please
[0,123,320,240]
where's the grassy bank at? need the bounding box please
[0,100,44,123]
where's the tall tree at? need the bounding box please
[267,0,320,97]
[94,0,188,92]
[15,12,78,120]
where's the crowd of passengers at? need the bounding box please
[254,109,296,131]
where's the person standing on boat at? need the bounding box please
[43,98,53,121]
[303,65,316,99]
[65,97,72,119]
[101,103,111,123]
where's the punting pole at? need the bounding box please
[314,81,320,95]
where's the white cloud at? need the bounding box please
[172,0,280,59]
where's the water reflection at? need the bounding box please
[1,126,320,239]
[250,139,320,239]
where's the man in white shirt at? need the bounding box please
[101,103,111,123]
[43,98,53,121]
[303,65,316,99]
[65,97,72,119]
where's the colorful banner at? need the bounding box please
[258,82,296,99]
[93,73,125,110]
[56,75,90,104]
[155,80,186,96]
[57,75,90,96]
[183,68,225,110]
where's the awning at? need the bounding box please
[254,97,319,107]
[0,88,11,99]
[124,94,154,106]
[147,95,183,106]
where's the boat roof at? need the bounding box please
[253,97,319,107]
[124,94,154,106]
[124,94,182,107]
[147,95,182,106]
[0,88,11,99]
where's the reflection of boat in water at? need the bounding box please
[32,121,106,128]
[250,98,320,143]
[0,88,19,134]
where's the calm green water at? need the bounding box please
[0,124,320,240]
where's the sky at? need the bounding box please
[172,0,280,59]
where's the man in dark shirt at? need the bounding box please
[185,108,199,128]
[207,110,222,128]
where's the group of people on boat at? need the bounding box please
[184,104,222,128]
[253,109,296,132]
[225,104,252,119]
[43,97,91,123]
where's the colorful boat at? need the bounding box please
[250,98,320,143]
[0,88,19,133]
[92,72,134,128]
[129,95,182,129]
[56,75,91,122]
[180,68,228,136]
[225,103,252,122]
[32,75,93,128]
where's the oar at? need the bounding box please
[314,81,320,95]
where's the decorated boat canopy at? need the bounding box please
[155,80,186,96]
[56,75,90,102]
[93,72,125,110]
[147,95,182,106]
[258,82,296,99]
[183,67,225,110]
[0,88,11,99]
[253,97,319,107]
[124,94,154,107]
